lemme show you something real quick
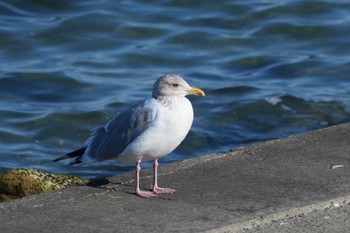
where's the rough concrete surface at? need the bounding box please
[1,123,350,232]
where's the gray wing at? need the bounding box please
[83,99,156,162]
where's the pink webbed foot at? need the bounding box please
[152,159,176,195]
[135,189,157,198]
[153,186,176,195]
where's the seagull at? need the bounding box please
[54,74,205,198]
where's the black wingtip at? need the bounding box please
[53,155,69,162]
[66,147,87,157]
[53,147,87,163]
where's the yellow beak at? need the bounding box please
[187,87,205,96]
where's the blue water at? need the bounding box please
[1,0,350,178]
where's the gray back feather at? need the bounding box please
[84,99,156,161]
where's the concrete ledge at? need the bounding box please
[1,123,350,232]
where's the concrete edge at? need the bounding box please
[204,194,350,233]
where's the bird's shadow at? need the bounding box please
[86,177,110,188]
[86,177,134,190]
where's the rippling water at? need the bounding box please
[1,0,350,178]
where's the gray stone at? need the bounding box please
[1,123,350,232]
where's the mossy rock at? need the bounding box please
[0,168,88,202]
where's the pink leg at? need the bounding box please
[152,159,176,194]
[135,161,156,198]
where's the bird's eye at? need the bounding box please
[172,83,179,87]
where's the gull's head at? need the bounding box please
[152,74,205,98]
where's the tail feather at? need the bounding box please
[69,158,83,166]
[53,147,87,163]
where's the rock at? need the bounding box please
[0,168,88,202]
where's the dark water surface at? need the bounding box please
[1,0,350,178]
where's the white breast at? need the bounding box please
[118,97,194,163]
